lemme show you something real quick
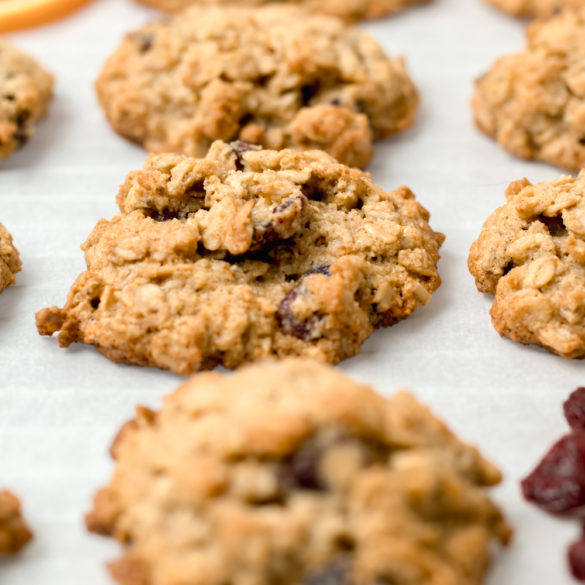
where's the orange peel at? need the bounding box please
[0,0,93,32]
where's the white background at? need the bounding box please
[0,0,582,583]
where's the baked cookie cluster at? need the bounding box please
[135,0,431,21]
[485,0,581,18]
[469,172,585,359]
[86,359,511,585]
[36,141,443,374]
[96,5,418,168]
[0,40,53,160]
[0,490,33,555]
[472,7,585,172]
[0,222,21,293]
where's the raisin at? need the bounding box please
[12,110,30,147]
[283,438,324,490]
[130,32,154,54]
[305,264,332,277]
[305,561,352,585]
[569,534,585,581]
[521,432,585,515]
[565,388,585,432]
[276,265,331,341]
[229,140,259,170]
[253,195,307,246]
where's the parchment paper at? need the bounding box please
[0,0,581,582]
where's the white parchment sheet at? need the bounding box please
[1,0,583,582]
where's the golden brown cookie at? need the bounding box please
[0,490,33,555]
[95,6,418,168]
[0,222,21,293]
[0,40,53,160]
[86,359,511,585]
[472,7,585,171]
[469,172,585,358]
[485,0,581,18]
[135,0,432,21]
[36,141,443,375]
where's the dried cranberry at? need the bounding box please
[565,388,585,432]
[569,535,585,581]
[521,432,585,515]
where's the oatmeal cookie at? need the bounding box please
[485,0,581,18]
[469,172,585,359]
[86,359,511,585]
[95,6,418,169]
[472,7,585,171]
[135,0,431,21]
[36,141,443,375]
[0,222,21,293]
[0,490,33,555]
[0,40,53,160]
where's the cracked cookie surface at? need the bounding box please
[86,358,511,585]
[95,5,418,169]
[472,7,585,171]
[485,0,581,18]
[0,490,33,555]
[469,172,585,358]
[135,0,431,21]
[0,41,53,160]
[36,141,443,375]
[0,222,21,293]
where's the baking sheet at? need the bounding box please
[0,0,582,582]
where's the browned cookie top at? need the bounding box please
[469,172,585,359]
[96,5,418,168]
[86,359,511,585]
[0,222,21,293]
[0,490,33,555]
[36,141,443,375]
[0,41,53,160]
[472,7,585,171]
[135,0,432,21]
[485,0,582,18]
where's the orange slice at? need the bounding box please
[0,0,93,33]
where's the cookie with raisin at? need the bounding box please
[86,359,511,585]
[469,172,585,358]
[36,141,443,374]
[95,6,418,168]
[0,41,53,160]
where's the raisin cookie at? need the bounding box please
[469,172,585,359]
[0,41,53,160]
[0,222,21,293]
[485,0,581,18]
[472,7,585,171]
[86,358,511,585]
[95,6,418,169]
[36,141,443,374]
[0,491,33,555]
[135,0,431,21]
